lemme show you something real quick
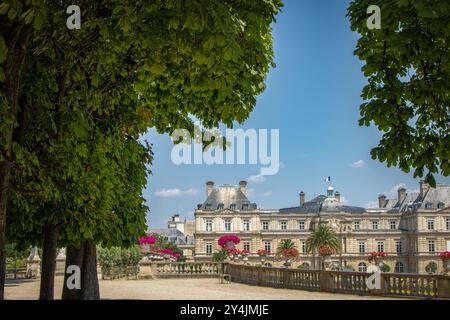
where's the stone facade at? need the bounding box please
[194,180,450,274]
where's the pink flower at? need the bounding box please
[218,235,241,247]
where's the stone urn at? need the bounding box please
[442,258,450,275]
[322,255,332,270]
[140,244,150,254]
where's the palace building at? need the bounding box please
[194,180,450,274]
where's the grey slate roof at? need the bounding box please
[279,194,366,214]
[199,184,257,211]
[148,228,195,246]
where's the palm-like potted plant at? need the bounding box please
[306,225,340,270]
[277,239,299,267]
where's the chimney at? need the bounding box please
[398,187,406,204]
[335,191,341,203]
[299,191,305,206]
[420,180,430,197]
[378,194,386,208]
[239,180,247,195]
[206,181,214,197]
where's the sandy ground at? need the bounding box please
[4,276,400,300]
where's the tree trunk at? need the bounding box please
[80,241,100,300]
[39,224,59,300]
[62,245,84,300]
[0,20,33,300]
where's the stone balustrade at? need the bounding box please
[138,262,223,279]
[227,264,450,299]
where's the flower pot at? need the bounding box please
[140,244,150,253]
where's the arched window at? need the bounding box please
[395,262,404,273]
[358,262,367,272]
[437,202,445,209]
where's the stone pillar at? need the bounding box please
[55,248,66,276]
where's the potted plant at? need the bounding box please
[138,235,156,253]
[257,249,269,263]
[306,225,341,270]
[367,251,387,266]
[218,235,240,249]
[438,251,450,274]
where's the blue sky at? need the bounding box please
[142,0,450,228]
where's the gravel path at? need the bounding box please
[5,276,398,300]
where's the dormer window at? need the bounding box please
[217,203,224,210]
[205,203,212,211]
[242,204,249,210]
[425,203,432,209]
[230,203,236,210]
[437,202,445,209]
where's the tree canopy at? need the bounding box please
[347,0,450,186]
[0,0,283,299]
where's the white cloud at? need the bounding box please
[365,200,379,208]
[248,174,266,183]
[383,183,418,199]
[246,188,256,197]
[263,191,272,197]
[350,160,365,168]
[154,188,199,198]
[340,196,349,205]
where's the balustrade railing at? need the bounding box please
[138,262,222,279]
[227,264,450,299]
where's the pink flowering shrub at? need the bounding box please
[218,235,240,247]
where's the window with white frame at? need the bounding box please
[446,218,450,230]
[390,220,397,230]
[377,241,384,252]
[395,262,404,273]
[280,221,287,230]
[224,219,231,231]
[261,221,269,230]
[427,218,435,230]
[301,241,306,254]
[298,220,305,230]
[358,241,366,253]
[264,241,272,253]
[437,202,445,209]
[396,240,403,253]
[243,241,250,252]
[243,219,250,231]
[425,203,432,209]
[205,219,212,232]
[206,242,212,255]
[372,220,379,230]
[358,262,367,272]
[353,220,360,230]
[428,240,436,253]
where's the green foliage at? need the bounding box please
[150,233,183,257]
[277,239,296,252]
[97,245,141,271]
[5,242,29,269]
[306,225,341,254]
[380,263,390,273]
[1,2,282,297]
[212,248,229,262]
[347,0,450,186]
[425,261,437,273]
[297,262,310,270]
